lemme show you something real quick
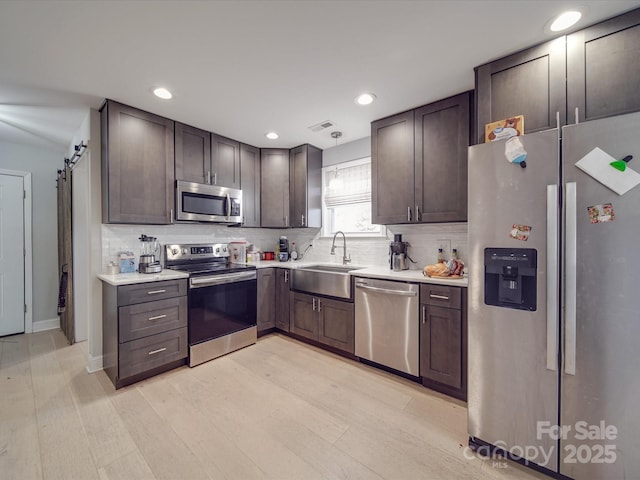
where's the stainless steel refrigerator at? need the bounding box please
[468,111,640,479]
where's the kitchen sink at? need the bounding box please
[291,264,364,299]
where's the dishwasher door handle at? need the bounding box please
[355,284,417,297]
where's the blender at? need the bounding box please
[138,234,162,273]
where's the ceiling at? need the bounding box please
[1,0,639,152]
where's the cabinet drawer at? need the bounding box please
[119,327,187,379]
[118,279,187,306]
[119,296,187,342]
[421,284,461,309]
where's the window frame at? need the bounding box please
[320,156,386,239]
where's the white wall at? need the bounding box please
[0,140,64,327]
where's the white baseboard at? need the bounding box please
[86,354,103,373]
[32,317,60,333]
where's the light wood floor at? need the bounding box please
[0,329,548,480]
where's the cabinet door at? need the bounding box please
[102,100,175,224]
[567,8,640,123]
[240,143,261,227]
[415,92,470,223]
[257,268,275,332]
[420,304,462,389]
[275,269,291,331]
[371,111,415,224]
[317,297,354,354]
[260,149,290,227]
[290,144,322,228]
[290,292,317,341]
[475,36,566,143]
[211,133,240,188]
[175,122,210,184]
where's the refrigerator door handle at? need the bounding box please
[546,184,559,371]
[565,182,578,375]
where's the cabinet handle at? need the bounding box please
[317,300,322,312]
[147,289,167,295]
[148,347,167,356]
[148,314,167,321]
[301,214,305,226]
[429,293,450,300]
[422,305,427,324]
[206,170,211,184]
[312,298,317,311]
[284,270,289,283]
[170,209,174,223]
[285,215,289,227]
[213,172,218,185]
[407,206,412,222]
[416,205,420,222]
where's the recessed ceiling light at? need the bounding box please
[153,87,173,100]
[549,11,582,32]
[265,132,279,140]
[355,93,377,106]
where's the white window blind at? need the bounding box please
[324,161,371,207]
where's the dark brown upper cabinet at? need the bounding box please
[475,36,566,144]
[371,110,415,225]
[290,144,322,228]
[260,148,290,227]
[239,143,261,227]
[372,92,471,225]
[101,100,175,224]
[174,122,211,184]
[211,133,241,189]
[414,92,470,223]
[567,8,640,123]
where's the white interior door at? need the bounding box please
[0,174,25,336]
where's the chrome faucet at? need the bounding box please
[330,230,351,265]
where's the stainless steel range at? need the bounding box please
[164,243,257,367]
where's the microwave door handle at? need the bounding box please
[226,193,231,221]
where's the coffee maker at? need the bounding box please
[138,234,162,273]
[389,234,410,271]
[278,236,289,262]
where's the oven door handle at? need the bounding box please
[190,271,256,288]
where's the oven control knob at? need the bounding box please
[182,248,188,254]
[171,248,179,255]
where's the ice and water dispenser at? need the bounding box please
[484,248,537,311]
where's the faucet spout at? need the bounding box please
[330,231,351,265]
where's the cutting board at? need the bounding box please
[575,147,640,195]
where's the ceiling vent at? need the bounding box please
[308,120,337,132]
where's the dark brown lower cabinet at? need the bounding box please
[257,268,276,333]
[420,285,467,400]
[275,269,291,332]
[290,292,354,354]
[102,279,188,389]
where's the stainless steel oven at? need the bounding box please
[165,243,257,367]
[176,180,242,223]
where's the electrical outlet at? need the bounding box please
[437,239,451,259]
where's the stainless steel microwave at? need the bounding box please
[176,180,242,224]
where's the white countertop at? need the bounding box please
[251,260,468,287]
[97,269,189,286]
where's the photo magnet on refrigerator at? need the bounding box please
[509,224,532,241]
[587,203,615,224]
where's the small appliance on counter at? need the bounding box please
[389,234,412,271]
[138,234,162,273]
[278,236,289,262]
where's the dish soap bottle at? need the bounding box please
[290,242,298,260]
[452,248,458,260]
[437,248,444,263]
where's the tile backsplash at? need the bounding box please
[102,223,468,272]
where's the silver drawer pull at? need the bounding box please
[147,289,167,295]
[429,294,450,300]
[148,347,167,355]
[148,314,167,321]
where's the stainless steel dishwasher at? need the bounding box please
[354,278,419,376]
